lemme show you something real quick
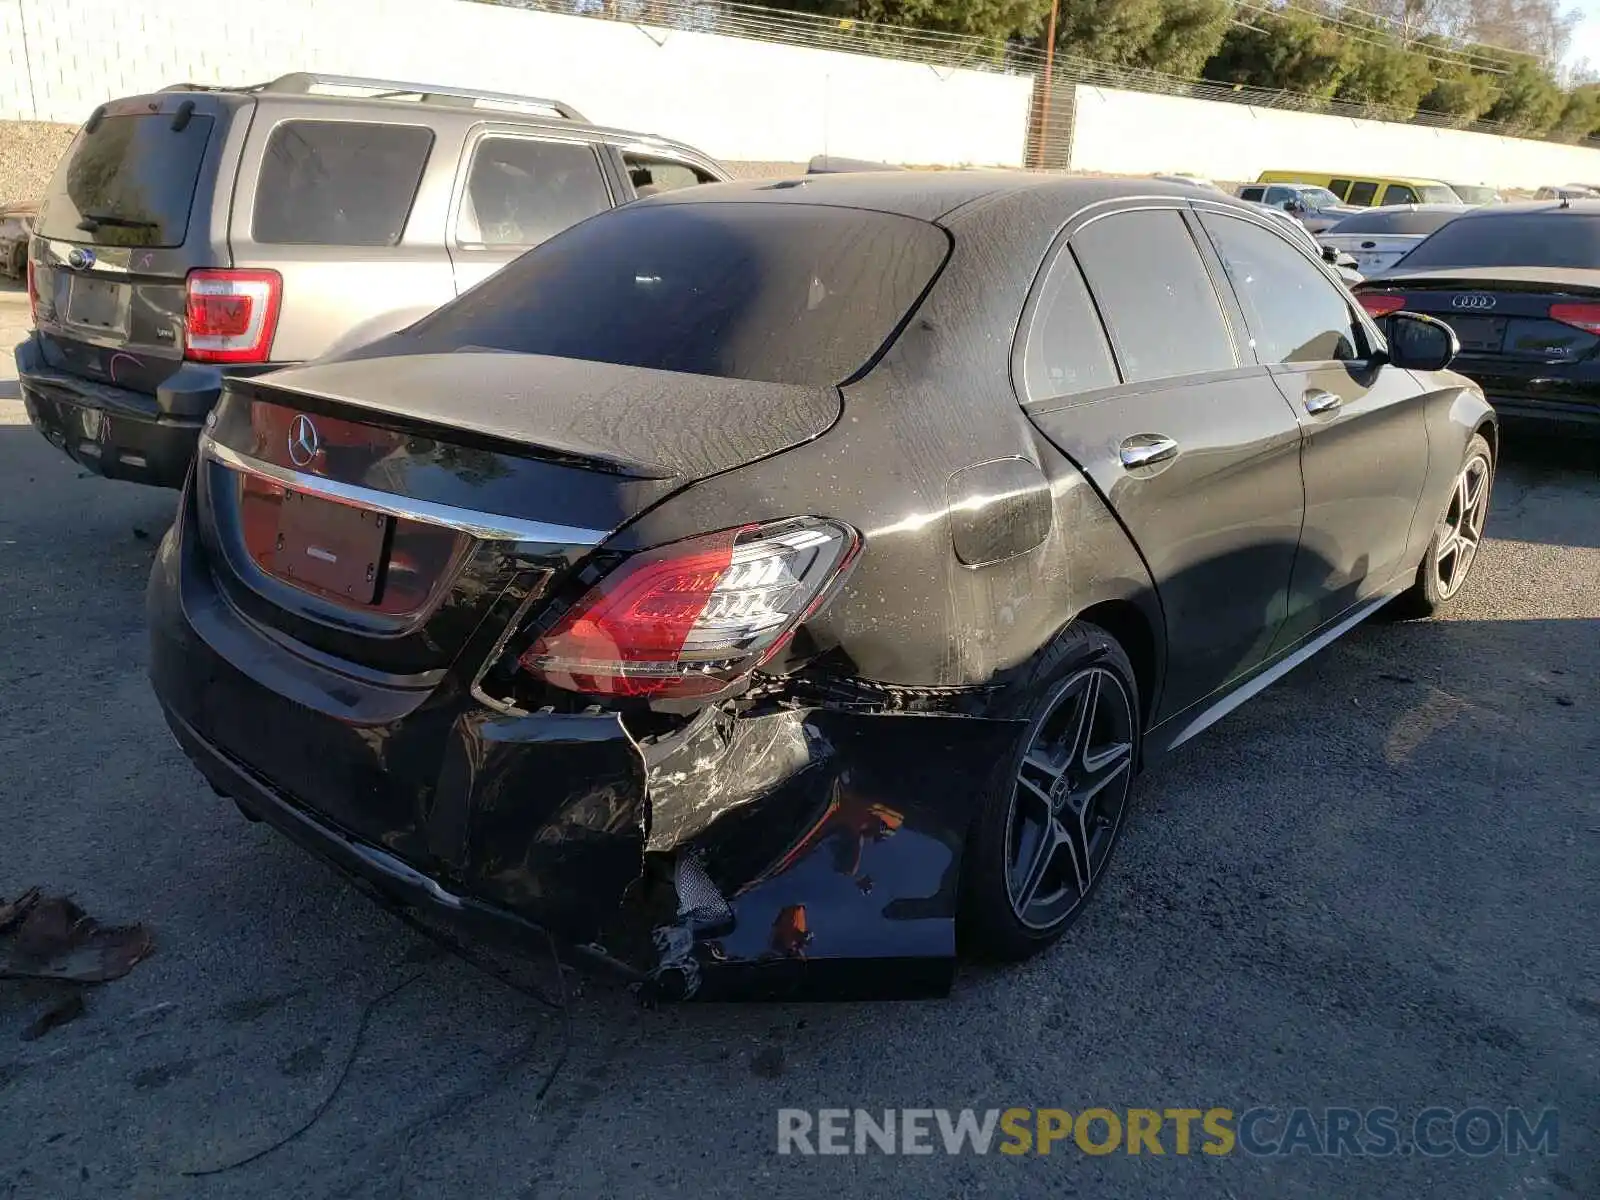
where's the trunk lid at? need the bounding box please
[1360,269,1600,362]
[30,94,240,394]
[196,354,840,678]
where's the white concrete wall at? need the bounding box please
[1068,85,1600,189]
[0,0,1033,167]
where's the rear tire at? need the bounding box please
[960,624,1141,962]
[1390,433,1493,620]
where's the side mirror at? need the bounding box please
[1384,312,1458,372]
[1322,245,1339,263]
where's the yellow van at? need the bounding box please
[1254,171,1460,206]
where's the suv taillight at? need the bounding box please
[184,268,282,363]
[520,518,859,699]
[25,257,38,325]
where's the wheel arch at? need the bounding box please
[1075,598,1160,730]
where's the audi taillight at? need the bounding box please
[1549,301,1600,335]
[184,268,281,363]
[520,518,859,699]
[1358,293,1405,319]
[25,257,38,325]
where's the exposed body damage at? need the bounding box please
[637,702,1021,1001]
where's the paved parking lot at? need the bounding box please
[0,283,1596,1199]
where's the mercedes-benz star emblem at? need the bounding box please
[1452,294,1496,310]
[66,247,95,270]
[287,414,321,467]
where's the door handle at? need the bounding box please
[1119,434,1180,469]
[1303,389,1342,415]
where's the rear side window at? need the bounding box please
[1239,186,1264,202]
[402,202,949,387]
[1021,249,1118,400]
[37,113,215,248]
[458,137,611,247]
[1264,187,1293,207]
[1072,209,1235,383]
[1347,181,1379,206]
[1396,214,1600,269]
[1382,185,1419,206]
[1201,214,1358,364]
[1329,179,1352,199]
[253,121,433,246]
[623,153,719,197]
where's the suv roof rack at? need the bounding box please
[162,73,586,121]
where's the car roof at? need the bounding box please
[646,170,1252,223]
[1451,198,1600,218]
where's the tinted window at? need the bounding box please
[1265,187,1293,207]
[1397,213,1600,269]
[401,202,948,387]
[1239,186,1265,201]
[1382,185,1419,205]
[1022,249,1118,400]
[459,138,611,247]
[1073,210,1235,382]
[1330,179,1352,198]
[1201,214,1357,364]
[254,121,432,246]
[37,113,215,248]
[1326,208,1464,236]
[623,154,718,196]
[1347,181,1379,206]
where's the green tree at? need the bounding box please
[1484,57,1567,134]
[769,0,1052,41]
[1417,65,1499,124]
[1331,12,1434,117]
[1550,84,1600,142]
[1140,0,1233,77]
[1203,8,1353,98]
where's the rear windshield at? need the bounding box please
[1327,209,1463,236]
[1396,214,1600,269]
[1417,186,1459,204]
[399,202,950,386]
[37,113,215,248]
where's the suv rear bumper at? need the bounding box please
[15,334,204,487]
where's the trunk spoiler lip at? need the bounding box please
[201,433,610,548]
[1364,266,1600,292]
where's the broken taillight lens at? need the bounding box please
[184,268,282,363]
[520,518,859,699]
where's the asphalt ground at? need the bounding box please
[1,284,1596,1198]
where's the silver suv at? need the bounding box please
[15,72,729,488]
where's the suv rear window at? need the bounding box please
[37,113,215,248]
[1397,214,1600,269]
[253,121,433,247]
[400,202,950,386]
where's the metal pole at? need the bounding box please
[1039,0,1059,169]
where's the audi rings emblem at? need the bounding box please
[1451,294,1496,311]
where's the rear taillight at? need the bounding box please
[1358,293,1405,318]
[184,268,282,363]
[521,518,859,699]
[1549,302,1600,335]
[25,257,38,325]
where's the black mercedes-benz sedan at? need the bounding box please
[148,174,1495,1001]
[1354,199,1600,434]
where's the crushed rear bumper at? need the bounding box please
[148,500,1021,1001]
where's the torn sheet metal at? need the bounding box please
[641,708,1022,1002]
